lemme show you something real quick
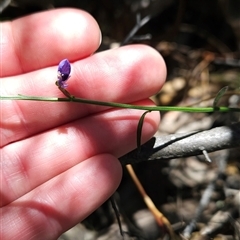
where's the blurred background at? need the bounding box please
[1,1,240,239]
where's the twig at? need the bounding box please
[121,14,152,46]
[110,197,125,239]
[119,122,240,165]
[182,149,228,238]
[126,164,177,239]
[0,0,11,13]
[182,181,215,238]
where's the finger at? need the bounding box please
[1,8,101,77]
[1,45,166,146]
[1,154,122,240]
[1,101,159,206]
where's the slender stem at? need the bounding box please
[0,94,240,113]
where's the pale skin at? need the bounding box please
[0,8,166,240]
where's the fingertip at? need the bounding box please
[126,44,167,93]
[91,153,123,194]
[5,8,101,75]
[66,153,123,219]
[70,44,166,103]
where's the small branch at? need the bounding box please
[182,181,215,238]
[0,0,11,13]
[121,14,152,46]
[126,164,176,238]
[120,122,240,165]
[182,151,228,238]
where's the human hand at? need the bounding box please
[0,8,166,239]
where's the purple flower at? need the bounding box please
[57,59,71,88]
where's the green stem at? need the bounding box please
[1,94,240,113]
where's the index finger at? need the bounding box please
[1,8,101,77]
